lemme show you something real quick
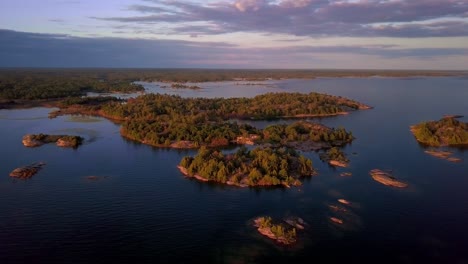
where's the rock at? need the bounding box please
[329,160,348,168]
[10,162,45,179]
[425,149,462,163]
[338,199,351,205]
[370,169,408,188]
[330,217,343,224]
[284,216,306,230]
[22,134,44,147]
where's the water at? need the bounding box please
[1,77,467,263]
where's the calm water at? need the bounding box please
[1,77,467,263]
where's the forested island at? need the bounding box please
[105,92,363,149]
[178,147,315,187]
[411,117,468,147]
[169,83,201,90]
[22,134,84,148]
[39,92,364,149]
[253,216,299,245]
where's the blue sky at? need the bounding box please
[1,0,468,69]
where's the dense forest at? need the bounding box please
[44,92,363,148]
[411,117,468,146]
[261,121,353,145]
[0,70,145,100]
[1,68,465,100]
[179,146,315,187]
[101,92,369,121]
[112,93,361,148]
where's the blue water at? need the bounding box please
[1,77,467,263]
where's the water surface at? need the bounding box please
[1,77,467,263]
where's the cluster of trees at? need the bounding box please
[319,147,349,163]
[411,117,468,146]
[256,216,297,243]
[98,92,367,122]
[121,121,259,147]
[49,92,358,148]
[262,121,354,145]
[179,146,315,187]
[0,70,144,100]
[169,83,201,90]
[26,134,83,147]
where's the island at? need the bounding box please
[169,83,202,90]
[370,169,408,188]
[319,147,349,167]
[410,117,468,147]
[112,91,363,149]
[22,134,84,148]
[178,146,315,187]
[9,162,46,179]
[253,216,299,245]
[424,149,462,162]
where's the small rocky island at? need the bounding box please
[22,134,84,148]
[410,116,468,147]
[370,169,408,188]
[253,216,305,245]
[424,149,462,163]
[178,146,315,188]
[319,147,349,167]
[10,162,46,179]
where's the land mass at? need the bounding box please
[10,162,46,179]
[410,117,468,147]
[253,216,299,245]
[178,146,315,188]
[370,169,408,188]
[22,134,84,148]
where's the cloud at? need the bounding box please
[92,0,468,37]
[0,29,467,68]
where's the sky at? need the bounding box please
[1,0,468,69]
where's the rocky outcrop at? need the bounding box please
[370,169,408,188]
[329,160,348,168]
[10,162,45,179]
[22,135,44,147]
[424,149,462,163]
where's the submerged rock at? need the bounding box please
[10,162,45,179]
[370,169,408,188]
[284,216,307,230]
